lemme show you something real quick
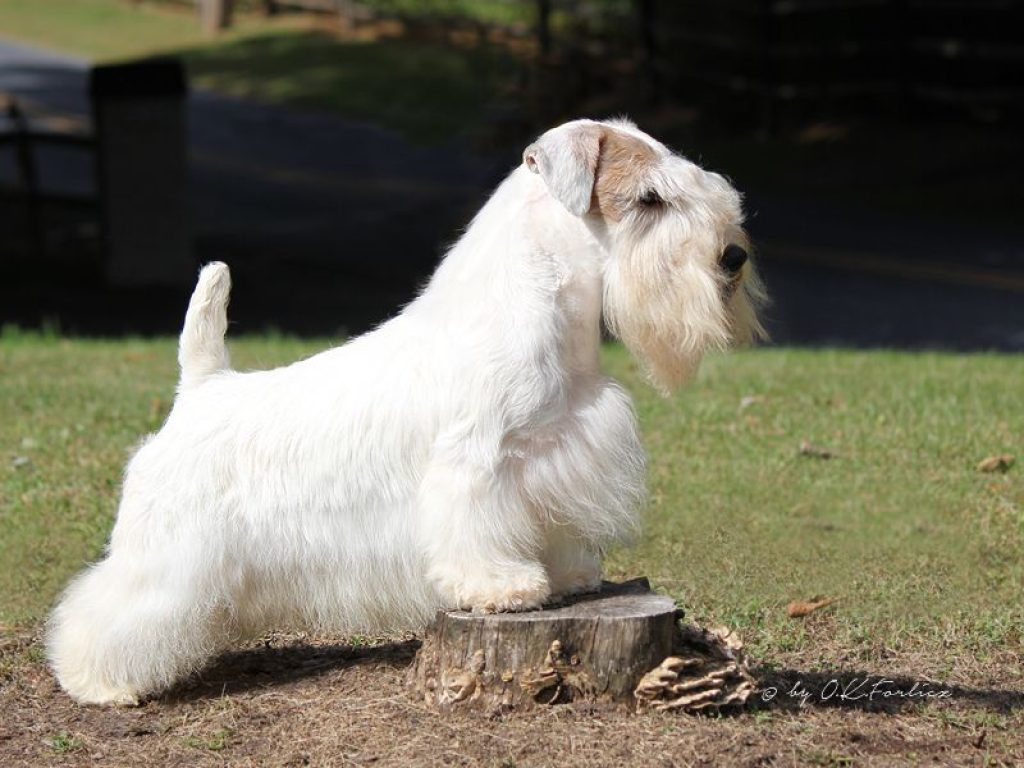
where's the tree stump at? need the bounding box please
[408,578,756,713]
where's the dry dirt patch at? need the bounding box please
[2,629,1022,767]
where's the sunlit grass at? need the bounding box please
[184,31,519,141]
[0,0,522,140]
[0,0,270,62]
[602,345,1024,667]
[0,329,325,622]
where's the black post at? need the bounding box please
[537,0,552,57]
[6,100,44,261]
[892,0,910,120]
[758,0,777,139]
[635,0,661,104]
[90,58,192,287]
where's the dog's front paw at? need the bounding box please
[472,583,550,614]
[550,570,603,600]
[434,563,550,615]
[545,543,602,600]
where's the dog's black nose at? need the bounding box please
[720,244,748,275]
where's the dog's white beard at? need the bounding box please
[603,234,765,393]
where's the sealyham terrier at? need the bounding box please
[48,118,766,705]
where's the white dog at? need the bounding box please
[47,118,766,705]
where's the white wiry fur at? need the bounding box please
[47,118,766,705]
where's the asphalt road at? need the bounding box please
[2,36,1022,349]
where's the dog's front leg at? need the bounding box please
[418,455,550,614]
[542,525,603,599]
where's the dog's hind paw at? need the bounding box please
[61,681,141,707]
[110,691,141,707]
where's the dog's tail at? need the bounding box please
[178,262,232,390]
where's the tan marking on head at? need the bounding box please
[590,129,660,221]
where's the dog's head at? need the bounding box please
[524,118,767,392]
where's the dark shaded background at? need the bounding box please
[1,0,1022,349]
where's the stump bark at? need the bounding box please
[409,578,756,713]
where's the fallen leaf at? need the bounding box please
[976,455,1014,473]
[149,398,167,420]
[799,440,835,459]
[786,596,838,618]
[738,395,764,413]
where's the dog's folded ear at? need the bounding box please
[523,122,603,217]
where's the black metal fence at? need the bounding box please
[163,0,1024,129]
[656,0,1024,131]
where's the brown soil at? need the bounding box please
[2,628,1022,767]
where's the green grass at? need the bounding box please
[48,731,84,754]
[0,328,321,624]
[601,345,1024,665]
[344,0,535,26]
[0,0,529,62]
[183,31,519,141]
[185,727,234,751]
[0,0,244,62]
[2,331,1022,673]
[0,0,522,140]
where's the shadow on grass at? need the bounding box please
[165,638,1022,716]
[165,638,422,703]
[172,28,525,143]
[752,666,1024,715]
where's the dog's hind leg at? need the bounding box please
[46,552,228,705]
[178,261,232,391]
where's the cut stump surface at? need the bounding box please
[408,578,756,713]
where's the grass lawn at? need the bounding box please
[0,0,265,63]
[1,331,1022,764]
[0,0,524,141]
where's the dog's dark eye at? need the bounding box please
[720,244,748,275]
[637,190,662,207]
